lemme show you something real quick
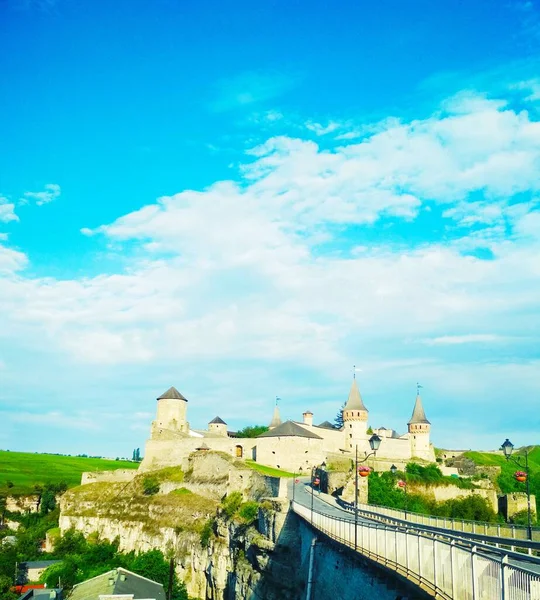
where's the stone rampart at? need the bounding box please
[410,483,499,512]
[81,469,138,485]
[499,492,537,521]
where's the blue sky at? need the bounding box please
[1,0,540,457]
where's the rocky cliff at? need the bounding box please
[59,452,302,600]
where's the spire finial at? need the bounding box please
[275,396,280,406]
[353,364,355,379]
[416,382,423,396]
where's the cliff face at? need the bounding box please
[59,453,301,600]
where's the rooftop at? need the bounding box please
[344,378,368,412]
[69,567,165,600]
[259,420,323,439]
[209,416,227,425]
[157,386,187,401]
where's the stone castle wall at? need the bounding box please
[81,469,138,486]
[499,492,538,520]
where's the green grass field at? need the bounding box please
[0,450,139,495]
[244,460,295,478]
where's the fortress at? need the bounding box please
[140,378,435,473]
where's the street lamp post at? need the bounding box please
[354,434,382,551]
[501,439,534,540]
[391,464,408,520]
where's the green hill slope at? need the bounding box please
[464,446,540,519]
[0,450,139,495]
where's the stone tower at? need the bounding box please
[343,378,369,451]
[152,386,189,436]
[408,393,432,461]
[208,416,228,437]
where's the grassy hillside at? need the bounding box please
[464,446,540,520]
[0,450,139,495]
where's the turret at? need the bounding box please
[154,386,189,434]
[269,402,282,430]
[408,393,432,460]
[302,410,313,427]
[343,378,369,451]
[208,416,228,437]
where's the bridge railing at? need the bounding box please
[292,501,540,600]
[354,501,540,542]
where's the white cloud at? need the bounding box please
[305,120,341,136]
[0,89,537,370]
[511,79,540,101]
[425,334,508,345]
[0,244,27,273]
[21,183,61,206]
[0,196,18,223]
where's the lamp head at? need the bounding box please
[390,464,397,475]
[501,438,514,458]
[320,461,327,471]
[369,433,382,452]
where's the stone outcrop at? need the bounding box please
[59,453,299,599]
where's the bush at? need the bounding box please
[238,501,259,524]
[510,509,538,526]
[221,492,243,518]
[142,476,160,496]
[200,519,214,548]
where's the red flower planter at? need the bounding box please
[515,471,527,483]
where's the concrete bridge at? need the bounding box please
[290,481,540,599]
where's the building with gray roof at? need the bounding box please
[69,567,165,600]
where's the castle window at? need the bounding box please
[350,424,352,429]
[350,434,352,438]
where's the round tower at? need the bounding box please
[154,386,189,434]
[343,378,369,451]
[408,392,432,460]
[208,416,228,437]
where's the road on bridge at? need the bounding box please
[287,477,540,577]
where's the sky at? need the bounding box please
[1,0,540,457]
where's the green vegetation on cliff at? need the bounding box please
[62,467,217,534]
[368,467,498,522]
[464,447,540,523]
[0,451,138,495]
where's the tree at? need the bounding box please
[0,574,18,600]
[334,402,345,429]
[235,425,269,438]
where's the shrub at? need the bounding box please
[238,501,259,524]
[200,519,214,548]
[221,492,243,518]
[142,477,160,496]
[510,509,538,526]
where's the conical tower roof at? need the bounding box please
[269,404,282,429]
[408,394,430,425]
[344,378,368,412]
[157,387,187,401]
